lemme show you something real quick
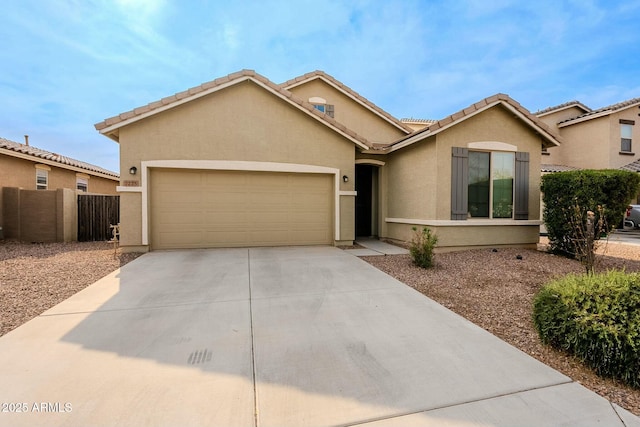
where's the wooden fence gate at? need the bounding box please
[77,195,120,242]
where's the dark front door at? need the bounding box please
[355,164,374,237]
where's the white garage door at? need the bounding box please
[150,169,334,249]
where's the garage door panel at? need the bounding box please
[150,169,333,249]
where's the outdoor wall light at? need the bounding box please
[129,166,137,175]
[342,175,349,183]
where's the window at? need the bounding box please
[621,123,633,153]
[451,147,529,220]
[76,177,88,192]
[36,169,48,190]
[468,151,514,218]
[308,96,335,117]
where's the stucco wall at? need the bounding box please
[286,79,407,144]
[117,80,358,249]
[608,111,640,169]
[382,105,545,249]
[555,118,610,169]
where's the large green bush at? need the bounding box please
[542,170,640,257]
[533,271,640,388]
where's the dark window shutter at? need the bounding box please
[326,104,335,118]
[514,152,529,220]
[451,147,469,220]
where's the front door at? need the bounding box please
[355,164,377,237]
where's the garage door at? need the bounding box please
[150,169,334,249]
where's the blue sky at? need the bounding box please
[2,0,640,173]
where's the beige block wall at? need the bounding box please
[286,79,407,144]
[2,188,76,242]
[117,80,358,248]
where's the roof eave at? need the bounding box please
[388,100,562,152]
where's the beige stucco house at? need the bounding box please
[536,98,640,171]
[95,70,561,252]
[0,136,119,237]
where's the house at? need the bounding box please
[95,70,561,252]
[536,98,640,170]
[0,136,120,240]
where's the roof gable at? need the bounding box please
[0,137,119,179]
[535,101,591,117]
[280,71,413,135]
[387,93,563,152]
[558,97,640,127]
[95,70,371,150]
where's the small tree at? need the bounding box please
[566,204,607,274]
[409,227,438,268]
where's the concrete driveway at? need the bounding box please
[0,246,638,427]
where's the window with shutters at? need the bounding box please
[452,147,529,220]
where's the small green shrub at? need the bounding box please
[409,227,437,268]
[533,271,640,388]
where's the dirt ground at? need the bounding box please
[0,241,141,336]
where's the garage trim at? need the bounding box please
[128,160,351,246]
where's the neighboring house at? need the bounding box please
[536,98,640,170]
[0,136,120,236]
[400,118,436,132]
[95,69,561,252]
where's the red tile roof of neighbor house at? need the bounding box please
[385,93,563,151]
[558,97,640,126]
[94,69,372,149]
[280,71,414,134]
[0,137,119,179]
[534,100,592,116]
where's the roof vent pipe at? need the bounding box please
[24,135,29,146]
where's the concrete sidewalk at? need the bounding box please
[0,246,638,426]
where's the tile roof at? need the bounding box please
[534,100,591,116]
[401,118,438,125]
[558,97,640,126]
[541,164,581,173]
[0,137,119,178]
[95,69,371,149]
[386,93,563,151]
[620,159,640,173]
[280,71,414,134]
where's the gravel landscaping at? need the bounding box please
[0,241,141,336]
[1,238,639,417]
[362,240,640,417]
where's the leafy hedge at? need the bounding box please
[533,271,640,387]
[541,170,640,256]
